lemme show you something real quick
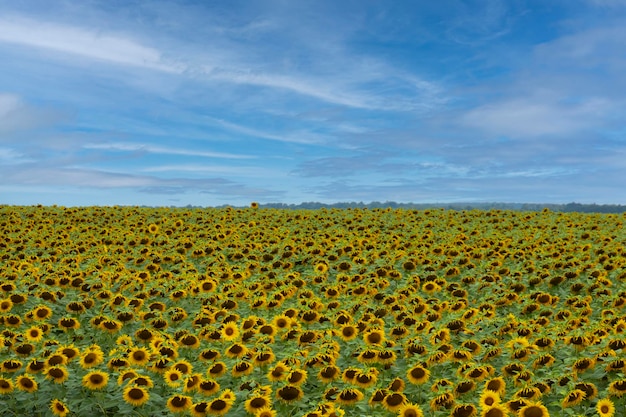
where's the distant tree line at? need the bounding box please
[251,201,626,213]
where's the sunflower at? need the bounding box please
[572,357,595,374]
[206,397,232,416]
[179,334,201,349]
[253,350,276,366]
[15,375,38,393]
[26,359,46,374]
[244,394,272,414]
[14,343,35,356]
[607,379,626,397]
[268,363,289,382]
[574,382,597,400]
[0,377,13,394]
[484,377,506,395]
[183,373,202,393]
[122,347,148,367]
[451,404,477,417]
[123,386,150,406]
[389,377,406,392]
[429,392,455,411]
[173,359,194,375]
[50,399,70,417]
[82,370,109,390]
[596,398,615,417]
[45,366,69,384]
[517,402,549,417]
[117,370,139,386]
[0,298,12,312]
[515,387,541,401]
[199,349,221,362]
[363,328,385,346]
[197,378,220,396]
[286,369,307,386]
[479,390,501,408]
[254,407,277,417]
[382,392,408,412]
[220,322,240,341]
[317,365,341,383]
[407,364,430,384]
[480,404,509,417]
[454,380,476,397]
[276,385,304,403]
[398,403,424,417]
[58,317,80,330]
[46,354,68,367]
[164,368,184,387]
[167,395,193,413]
[354,369,377,389]
[190,401,210,417]
[336,387,364,406]
[24,326,44,342]
[33,305,53,321]
[232,360,254,377]
[339,324,359,341]
[225,343,248,359]
[207,362,227,378]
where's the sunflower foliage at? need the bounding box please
[0,205,625,417]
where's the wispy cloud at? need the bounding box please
[83,142,255,160]
[0,16,183,72]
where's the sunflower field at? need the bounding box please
[1,204,625,417]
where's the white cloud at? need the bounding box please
[83,142,255,159]
[461,96,611,137]
[0,16,183,72]
[0,92,62,134]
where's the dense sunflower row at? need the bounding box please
[0,205,625,417]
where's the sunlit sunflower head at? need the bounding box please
[24,325,44,342]
[220,322,240,341]
[266,363,287,382]
[517,402,549,417]
[50,399,70,417]
[123,386,150,407]
[45,366,69,384]
[363,328,385,346]
[0,377,14,394]
[389,377,406,392]
[127,347,151,366]
[82,370,109,390]
[407,364,430,385]
[203,396,232,416]
[164,368,184,387]
[479,390,501,408]
[481,404,509,417]
[244,394,272,414]
[16,375,38,393]
[596,398,616,417]
[397,403,424,417]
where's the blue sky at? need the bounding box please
[1,0,625,206]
